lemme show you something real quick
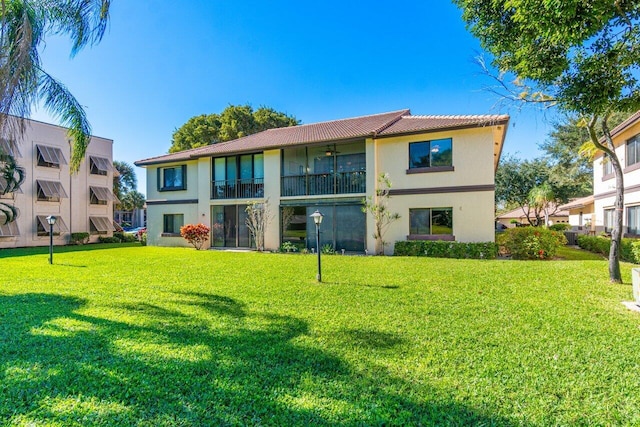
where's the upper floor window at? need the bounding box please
[0,138,21,157]
[603,155,613,176]
[36,180,68,202]
[627,135,640,167]
[36,144,66,169]
[158,165,187,191]
[212,154,264,199]
[90,186,116,205]
[408,138,453,172]
[90,156,112,176]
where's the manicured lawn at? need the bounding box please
[1,245,639,426]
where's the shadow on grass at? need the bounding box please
[0,243,141,259]
[0,292,523,426]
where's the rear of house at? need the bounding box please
[136,109,508,254]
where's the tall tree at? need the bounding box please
[454,0,640,283]
[113,161,137,203]
[169,104,298,153]
[119,190,145,212]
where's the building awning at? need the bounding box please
[0,138,21,157]
[90,216,115,232]
[36,144,67,165]
[0,219,20,236]
[90,156,113,173]
[36,215,69,233]
[36,180,68,198]
[90,186,118,202]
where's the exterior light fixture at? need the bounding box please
[310,210,324,282]
[46,215,57,264]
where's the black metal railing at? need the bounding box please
[281,171,366,197]
[211,178,264,199]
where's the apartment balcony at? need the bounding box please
[281,171,366,197]
[212,178,264,200]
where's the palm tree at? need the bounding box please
[528,183,556,228]
[0,0,110,224]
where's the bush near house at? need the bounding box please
[498,227,567,260]
[577,235,639,263]
[180,223,211,250]
[69,232,89,245]
[549,223,571,231]
[394,240,498,259]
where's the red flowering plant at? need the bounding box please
[497,226,567,260]
[180,223,211,250]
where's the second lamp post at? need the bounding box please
[310,210,323,282]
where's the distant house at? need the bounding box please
[496,205,569,228]
[557,195,595,232]
[591,111,640,235]
[0,117,117,247]
[135,109,508,253]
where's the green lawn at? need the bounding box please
[1,245,639,426]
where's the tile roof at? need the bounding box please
[558,195,594,211]
[609,110,640,139]
[496,205,569,220]
[135,109,509,166]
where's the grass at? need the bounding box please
[1,245,639,426]
[555,245,607,261]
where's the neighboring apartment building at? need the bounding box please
[0,118,117,248]
[592,111,640,235]
[135,109,508,254]
[496,205,569,228]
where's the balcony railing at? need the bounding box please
[281,171,366,197]
[212,178,264,199]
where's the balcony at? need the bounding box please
[281,171,366,197]
[212,178,264,200]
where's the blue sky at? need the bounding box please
[32,1,557,194]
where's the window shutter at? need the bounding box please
[181,165,187,189]
[157,168,161,191]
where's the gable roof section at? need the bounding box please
[135,109,509,166]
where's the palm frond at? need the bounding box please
[38,68,91,173]
[0,202,18,225]
[0,151,25,194]
[44,0,110,56]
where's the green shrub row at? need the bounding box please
[577,235,639,263]
[497,227,567,260]
[98,232,138,244]
[69,232,90,245]
[394,240,498,259]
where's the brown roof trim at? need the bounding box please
[374,118,510,140]
[609,110,640,139]
[389,184,494,196]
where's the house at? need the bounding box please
[496,205,570,228]
[135,109,508,254]
[557,195,595,232]
[0,117,117,248]
[592,111,640,235]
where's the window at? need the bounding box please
[158,165,187,191]
[212,154,264,199]
[409,138,452,171]
[627,135,640,167]
[89,216,114,234]
[90,156,112,175]
[0,139,21,157]
[604,208,615,233]
[36,180,68,202]
[0,218,19,237]
[90,186,116,205]
[36,144,66,168]
[163,214,184,234]
[36,215,69,236]
[409,208,453,235]
[603,155,613,176]
[628,206,640,235]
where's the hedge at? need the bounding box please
[394,240,498,259]
[497,227,567,260]
[577,235,640,263]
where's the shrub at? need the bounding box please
[498,227,567,260]
[578,235,639,263]
[180,223,211,250]
[69,232,89,245]
[140,231,147,246]
[279,241,298,253]
[98,236,121,244]
[393,241,498,259]
[113,232,137,243]
[549,223,571,231]
[321,244,336,255]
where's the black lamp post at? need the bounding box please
[46,215,56,265]
[310,210,323,282]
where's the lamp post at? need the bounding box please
[310,210,323,282]
[46,215,56,265]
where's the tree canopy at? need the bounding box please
[113,161,137,203]
[455,0,640,282]
[169,105,299,153]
